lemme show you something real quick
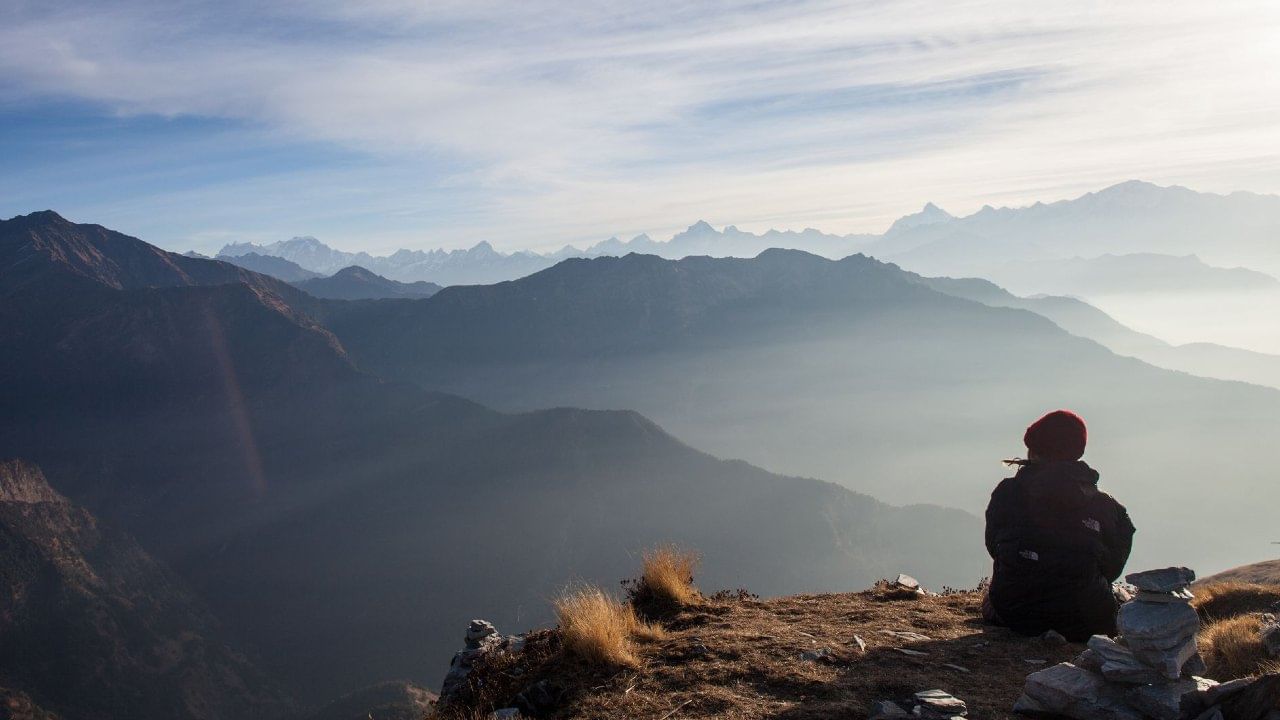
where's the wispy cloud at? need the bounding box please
[2,0,1279,251]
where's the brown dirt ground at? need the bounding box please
[443,586,1085,720]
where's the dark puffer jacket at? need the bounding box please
[984,460,1135,641]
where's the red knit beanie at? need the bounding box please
[1024,410,1087,461]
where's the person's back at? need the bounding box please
[984,410,1135,641]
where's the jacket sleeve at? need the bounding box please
[985,478,1018,560]
[1099,499,1136,582]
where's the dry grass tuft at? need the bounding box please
[1199,614,1280,680]
[1194,581,1280,622]
[639,545,701,607]
[555,586,665,668]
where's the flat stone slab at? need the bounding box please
[1118,600,1200,647]
[1198,677,1250,706]
[1125,567,1196,593]
[1084,635,1167,684]
[1125,677,1214,720]
[1017,662,1143,720]
[1130,633,1200,680]
[915,689,967,716]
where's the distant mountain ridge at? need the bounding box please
[293,266,442,300]
[867,180,1280,279]
[973,253,1278,297]
[219,236,551,285]
[221,252,323,282]
[214,181,1280,288]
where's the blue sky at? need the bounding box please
[3,0,1280,254]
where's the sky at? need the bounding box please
[3,0,1280,254]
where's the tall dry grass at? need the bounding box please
[1194,581,1280,622]
[1199,614,1280,679]
[555,586,665,668]
[638,545,701,607]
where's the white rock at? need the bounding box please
[915,689,967,716]
[466,619,499,648]
[1135,588,1195,604]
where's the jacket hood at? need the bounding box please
[1014,460,1101,508]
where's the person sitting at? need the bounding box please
[983,410,1135,641]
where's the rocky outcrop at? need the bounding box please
[0,460,64,503]
[438,620,527,708]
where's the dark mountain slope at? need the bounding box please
[0,213,983,702]
[293,266,442,300]
[316,250,1280,576]
[0,460,292,720]
[219,252,323,282]
[0,211,296,295]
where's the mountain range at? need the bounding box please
[218,237,552,285]
[215,181,1280,292]
[867,180,1280,278]
[0,211,984,714]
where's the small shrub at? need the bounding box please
[708,588,760,603]
[555,586,664,668]
[1199,614,1280,680]
[636,545,701,606]
[1194,582,1280,622]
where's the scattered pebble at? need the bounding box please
[882,630,933,642]
[1040,630,1067,646]
[800,648,830,662]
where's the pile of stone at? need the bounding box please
[1016,567,1280,720]
[1015,567,1215,720]
[438,619,526,708]
[870,689,968,720]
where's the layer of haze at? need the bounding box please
[2,1,1280,252]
